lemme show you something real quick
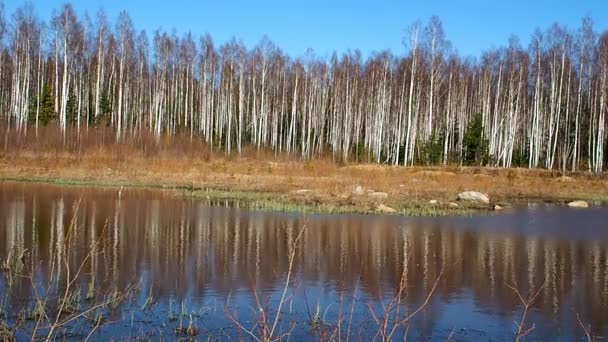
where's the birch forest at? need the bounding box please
[2,2,608,172]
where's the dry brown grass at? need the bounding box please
[1,125,607,214]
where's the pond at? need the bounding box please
[0,182,607,340]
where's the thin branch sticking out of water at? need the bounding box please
[506,282,545,342]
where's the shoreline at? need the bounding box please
[1,156,607,216]
[0,175,475,216]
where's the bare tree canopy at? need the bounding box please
[0,4,607,172]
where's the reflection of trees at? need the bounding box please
[0,183,607,335]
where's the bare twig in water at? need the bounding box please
[84,311,103,342]
[225,224,306,342]
[269,225,305,339]
[0,319,15,342]
[345,278,359,342]
[505,282,545,342]
[575,312,593,342]
[6,199,135,341]
[368,262,445,342]
[446,326,456,341]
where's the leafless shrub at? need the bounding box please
[505,282,545,342]
[576,312,593,342]
[367,264,445,342]
[0,199,136,341]
[226,225,305,342]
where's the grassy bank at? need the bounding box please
[0,173,472,216]
[2,144,608,216]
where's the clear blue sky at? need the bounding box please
[4,0,607,58]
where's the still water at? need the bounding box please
[0,182,607,341]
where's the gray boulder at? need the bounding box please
[458,191,490,204]
[352,185,365,196]
[567,200,588,208]
[368,192,389,200]
[376,204,397,214]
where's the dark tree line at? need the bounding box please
[1,2,608,171]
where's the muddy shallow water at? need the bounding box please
[1,182,607,340]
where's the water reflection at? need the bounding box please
[0,182,607,340]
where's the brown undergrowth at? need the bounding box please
[1,125,607,215]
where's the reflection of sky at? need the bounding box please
[432,290,513,340]
[404,206,608,242]
[0,182,607,340]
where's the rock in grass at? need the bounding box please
[376,204,397,214]
[368,192,389,200]
[414,170,456,177]
[429,199,438,204]
[493,204,503,210]
[458,191,490,204]
[554,176,574,182]
[353,185,365,195]
[448,202,459,208]
[294,189,313,195]
[567,200,588,208]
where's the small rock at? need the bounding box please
[352,185,365,196]
[554,176,574,182]
[448,202,459,208]
[458,191,490,204]
[294,189,313,195]
[567,200,588,208]
[414,170,456,177]
[368,192,389,199]
[376,204,397,214]
[493,204,503,210]
[429,200,438,204]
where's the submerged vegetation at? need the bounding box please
[0,211,452,340]
[0,195,603,340]
[0,200,595,342]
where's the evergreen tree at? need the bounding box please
[28,84,56,126]
[420,132,443,165]
[463,115,488,165]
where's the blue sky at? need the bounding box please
[4,0,607,59]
